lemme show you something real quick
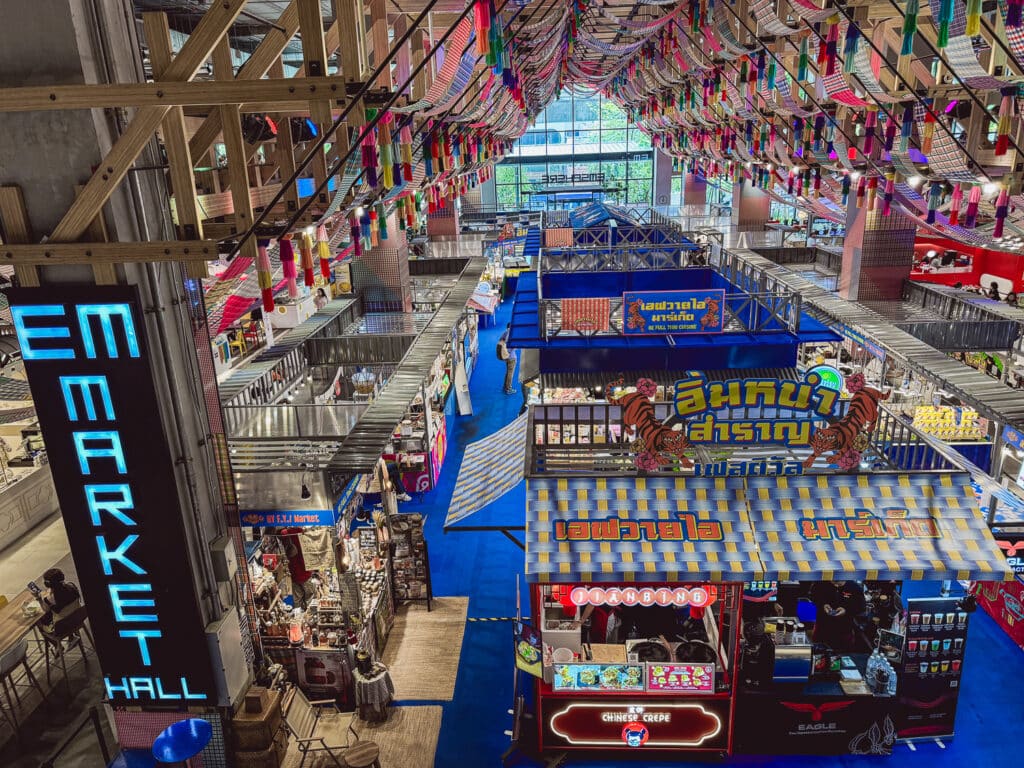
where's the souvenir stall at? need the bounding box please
[240,474,397,706]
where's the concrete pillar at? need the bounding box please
[426,201,460,237]
[352,211,413,311]
[652,149,673,208]
[839,194,916,301]
[683,172,707,206]
[730,180,770,231]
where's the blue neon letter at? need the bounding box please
[85,485,136,526]
[73,431,127,475]
[76,303,140,359]
[96,535,146,576]
[10,305,74,360]
[60,375,115,421]
[119,629,162,665]
[109,583,157,622]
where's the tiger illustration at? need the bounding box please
[700,298,721,331]
[607,377,693,469]
[803,378,889,469]
[625,300,646,330]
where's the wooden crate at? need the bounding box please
[234,728,289,768]
[232,688,284,751]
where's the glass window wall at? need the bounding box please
[495,94,654,209]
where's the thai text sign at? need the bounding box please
[554,514,723,542]
[673,371,840,446]
[10,286,214,705]
[623,290,725,335]
[800,510,942,541]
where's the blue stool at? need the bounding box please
[797,599,817,624]
[152,718,212,766]
[108,749,157,768]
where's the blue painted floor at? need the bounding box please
[398,299,1024,767]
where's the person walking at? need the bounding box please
[497,324,518,395]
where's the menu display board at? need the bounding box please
[553,663,645,692]
[646,663,715,693]
[896,597,969,738]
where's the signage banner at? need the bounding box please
[896,597,969,739]
[735,694,896,755]
[240,509,336,527]
[514,621,543,679]
[622,290,725,335]
[542,697,730,751]
[9,286,214,705]
[842,325,886,361]
[1002,425,1024,453]
[693,459,804,477]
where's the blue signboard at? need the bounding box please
[9,286,214,705]
[239,509,337,527]
[1003,425,1024,453]
[842,325,886,360]
[622,289,725,335]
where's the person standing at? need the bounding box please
[810,580,866,651]
[497,324,517,395]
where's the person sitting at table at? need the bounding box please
[39,568,81,631]
[810,580,866,651]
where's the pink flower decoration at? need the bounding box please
[636,378,657,398]
[835,449,862,470]
[634,450,660,472]
[845,372,866,393]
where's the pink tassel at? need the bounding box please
[279,236,299,298]
[964,185,982,229]
[948,184,962,227]
[994,186,1010,239]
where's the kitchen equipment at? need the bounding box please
[773,644,812,683]
[551,647,574,663]
[625,639,672,663]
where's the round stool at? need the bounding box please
[345,740,381,768]
[152,718,213,766]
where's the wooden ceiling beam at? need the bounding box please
[0,241,218,264]
[0,77,350,112]
[49,0,247,244]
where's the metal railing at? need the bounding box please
[539,244,700,274]
[223,402,367,439]
[538,289,801,339]
[305,334,416,366]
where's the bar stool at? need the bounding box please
[344,740,382,768]
[152,717,213,767]
[40,605,94,694]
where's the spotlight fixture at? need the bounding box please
[242,114,278,144]
[290,117,319,142]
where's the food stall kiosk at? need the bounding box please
[521,468,1012,758]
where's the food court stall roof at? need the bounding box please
[525,476,763,583]
[747,472,1013,582]
[523,473,1013,584]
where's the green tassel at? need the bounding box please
[798,37,809,82]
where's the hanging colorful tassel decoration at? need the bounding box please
[867,176,879,210]
[256,239,274,313]
[843,24,860,74]
[362,109,379,187]
[825,18,840,76]
[996,88,1015,156]
[378,112,394,189]
[994,185,1010,238]
[856,175,867,208]
[964,184,982,228]
[474,0,491,56]
[899,104,914,152]
[948,183,962,226]
[882,172,896,216]
[299,231,315,287]
[841,174,851,205]
[376,204,388,242]
[351,218,362,258]
[901,0,919,60]
[863,108,878,156]
[279,235,299,299]
[966,0,982,36]
[798,36,809,82]
[884,115,898,152]
[937,0,954,47]
[921,103,936,157]
[813,167,822,197]
[1009,0,1024,27]
[766,57,777,92]
[399,125,414,182]
[316,224,331,280]
[926,182,943,224]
